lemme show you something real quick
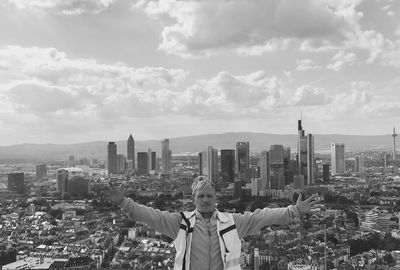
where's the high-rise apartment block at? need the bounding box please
[161,139,171,174]
[236,142,250,182]
[8,172,25,194]
[127,134,135,169]
[107,142,118,175]
[36,164,47,179]
[221,149,235,183]
[331,143,345,174]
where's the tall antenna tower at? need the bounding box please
[393,127,397,161]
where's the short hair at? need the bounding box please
[191,176,216,197]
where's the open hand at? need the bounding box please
[296,193,323,215]
[106,183,124,206]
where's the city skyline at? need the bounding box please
[0,1,400,145]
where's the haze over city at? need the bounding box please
[0,0,400,146]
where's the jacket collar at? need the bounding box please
[215,209,230,223]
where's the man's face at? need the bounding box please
[194,185,217,214]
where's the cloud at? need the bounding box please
[7,0,116,15]
[1,45,293,123]
[289,85,332,106]
[6,83,88,113]
[326,50,357,71]
[0,46,191,124]
[0,46,188,90]
[296,59,321,71]
[135,0,352,58]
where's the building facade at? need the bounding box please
[137,152,148,176]
[107,142,118,175]
[331,143,345,175]
[127,134,135,169]
[221,149,235,183]
[269,145,285,190]
[307,134,315,185]
[36,164,47,179]
[8,172,25,194]
[236,142,250,182]
[161,139,171,174]
[260,151,270,193]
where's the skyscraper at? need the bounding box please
[107,142,118,175]
[269,145,285,190]
[117,154,126,173]
[8,172,25,194]
[393,127,397,161]
[307,134,315,185]
[236,142,249,182]
[147,148,152,174]
[208,146,218,181]
[331,143,345,174]
[137,152,148,176]
[36,164,47,179]
[221,149,235,183]
[323,164,330,182]
[57,169,68,193]
[199,146,218,181]
[127,134,135,169]
[298,120,308,180]
[161,139,171,174]
[297,119,315,185]
[259,151,270,193]
[151,152,156,170]
[354,154,365,173]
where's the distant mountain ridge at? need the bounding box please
[0,132,394,162]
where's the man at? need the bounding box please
[107,176,321,270]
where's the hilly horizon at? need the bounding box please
[0,132,395,163]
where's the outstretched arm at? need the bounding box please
[233,193,322,238]
[107,184,181,239]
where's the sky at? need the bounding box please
[0,0,400,146]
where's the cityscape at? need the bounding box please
[2,120,400,269]
[1,0,400,269]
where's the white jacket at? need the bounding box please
[173,210,242,270]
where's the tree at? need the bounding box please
[0,249,17,266]
[48,208,62,219]
[383,253,395,266]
